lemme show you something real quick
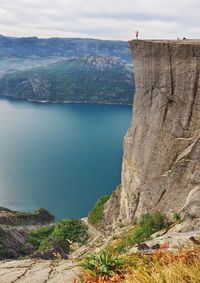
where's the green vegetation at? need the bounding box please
[88,195,110,227]
[82,248,200,283]
[106,227,137,255]
[131,212,169,245]
[0,56,134,104]
[81,213,173,282]
[173,212,181,222]
[81,250,124,278]
[28,225,54,249]
[52,219,89,246]
[38,238,54,252]
[106,212,169,255]
[28,218,89,253]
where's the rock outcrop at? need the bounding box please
[0,207,54,259]
[0,207,54,226]
[0,227,35,259]
[0,259,81,283]
[104,40,200,231]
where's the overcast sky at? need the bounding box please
[0,0,199,40]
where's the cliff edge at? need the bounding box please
[104,40,200,231]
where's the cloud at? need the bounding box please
[0,0,199,40]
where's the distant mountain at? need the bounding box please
[0,55,134,104]
[0,35,134,104]
[0,35,131,62]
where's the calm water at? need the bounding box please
[0,98,132,219]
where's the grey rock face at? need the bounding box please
[0,259,81,283]
[104,40,200,230]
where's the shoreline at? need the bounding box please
[0,94,132,106]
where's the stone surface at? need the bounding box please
[0,207,54,226]
[0,226,35,260]
[104,40,200,230]
[0,259,81,283]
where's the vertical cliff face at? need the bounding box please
[104,40,200,231]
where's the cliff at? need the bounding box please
[104,40,200,231]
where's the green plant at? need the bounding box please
[51,219,89,249]
[81,250,124,277]
[131,212,169,245]
[173,212,181,222]
[28,218,88,254]
[105,226,137,255]
[88,195,109,227]
[28,225,54,248]
[38,237,54,252]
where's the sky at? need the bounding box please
[0,0,199,40]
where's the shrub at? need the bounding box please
[105,213,169,255]
[81,250,124,278]
[38,237,54,252]
[28,225,54,248]
[28,218,89,254]
[51,219,89,249]
[106,227,138,255]
[131,212,168,245]
[88,195,109,227]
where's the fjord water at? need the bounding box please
[0,98,131,219]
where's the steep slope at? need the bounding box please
[0,55,134,104]
[104,40,200,231]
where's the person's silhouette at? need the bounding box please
[135,30,139,40]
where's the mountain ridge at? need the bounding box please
[0,55,134,104]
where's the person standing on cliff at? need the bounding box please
[135,30,139,40]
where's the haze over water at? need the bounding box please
[0,98,131,219]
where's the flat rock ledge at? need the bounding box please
[0,259,81,283]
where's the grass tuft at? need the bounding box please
[81,248,200,283]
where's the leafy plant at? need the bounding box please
[173,212,181,222]
[105,213,169,256]
[88,195,110,227]
[28,225,54,248]
[38,238,54,252]
[28,218,88,253]
[131,212,169,244]
[51,219,89,248]
[81,250,124,277]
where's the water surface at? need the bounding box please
[0,98,132,219]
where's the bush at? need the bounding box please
[81,250,124,278]
[51,219,89,249]
[28,225,54,248]
[38,238,54,252]
[28,218,89,254]
[88,195,109,227]
[131,212,168,244]
[105,213,169,255]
